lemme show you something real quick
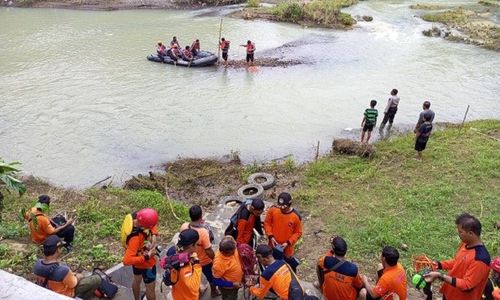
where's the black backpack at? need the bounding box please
[224,199,253,238]
[92,268,118,299]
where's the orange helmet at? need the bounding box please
[136,208,159,229]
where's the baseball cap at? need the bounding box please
[177,229,199,247]
[43,235,65,255]
[491,257,500,272]
[277,192,292,207]
[331,236,348,256]
[256,244,273,257]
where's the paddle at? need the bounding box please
[217,18,223,65]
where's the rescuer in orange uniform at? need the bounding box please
[264,192,302,272]
[424,213,491,300]
[122,208,159,300]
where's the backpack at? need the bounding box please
[189,222,215,243]
[286,264,319,300]
[92,268,118,299]
[224,199,253,238]
[160,246,191,287]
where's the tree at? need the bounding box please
[0,159,26,223]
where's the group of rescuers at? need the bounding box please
[26,193,498,300]
[156,36,256,66]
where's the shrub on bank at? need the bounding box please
[247,0,260,8]
[272,0,356,27]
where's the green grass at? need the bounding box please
[478,0,500,7]
[410,3,446,10]
[246,0,260,8]
[0,187,188,275]
[422,8,469,25]
[295,120,500,275]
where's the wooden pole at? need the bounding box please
[217,18,223,64]
[315,141,320,161]
[459,105,470,132]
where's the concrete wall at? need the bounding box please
[0,269,72,300]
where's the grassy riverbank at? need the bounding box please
[0,180,189,277]
[413,2,500,51]
[1,120,499,288]
[294,120,500,280]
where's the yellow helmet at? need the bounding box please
[157,41,163,45]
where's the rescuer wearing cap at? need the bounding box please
[171,228,202,300]
[33,235,101,299]
[122,208,159,300]
[263,192,303,272]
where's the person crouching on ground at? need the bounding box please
[264,192,302,272]
[25,194,75,251]
[33,235,101,299]
[315,236,363,300]
[424,213,491,300]
[250,244,305,300]
[414,111,433,160]
[359,246,407,300]
[122,208,159,300]
[212,236,244,300]
[361,99,378,144]
[171,229,202,300]
[180,205,220,297]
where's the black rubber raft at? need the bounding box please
[147,51,218,67]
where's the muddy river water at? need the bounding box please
[1,0,499,186]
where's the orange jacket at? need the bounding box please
[438,242,491,300]
[33,260,77,297]
[171,262,202,300]
[180,222,212,266]
[250,260,292,299]
[212,250,244,285]
[25,207,56,244]
[317,255,362,300]
[373,263,407,300]
[122,226,158,269]
[236,206,263,245]
[264,207,302,256]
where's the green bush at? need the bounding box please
[247,0,260,7]
[273,2,304,23]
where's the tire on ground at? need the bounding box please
[247,172,275,190]
[221,195,244,206]
[237,184,264,200]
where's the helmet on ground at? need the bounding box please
[491,257,500,272]
[136,208,159,228]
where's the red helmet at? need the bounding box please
[136,208,158,229]
[492,257,500,272]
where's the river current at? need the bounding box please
[1,0,499,186]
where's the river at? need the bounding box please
[1,1,499,187]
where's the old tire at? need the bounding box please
[222,195,244,206]
[247,172,275,190]
[237,184,264,200]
